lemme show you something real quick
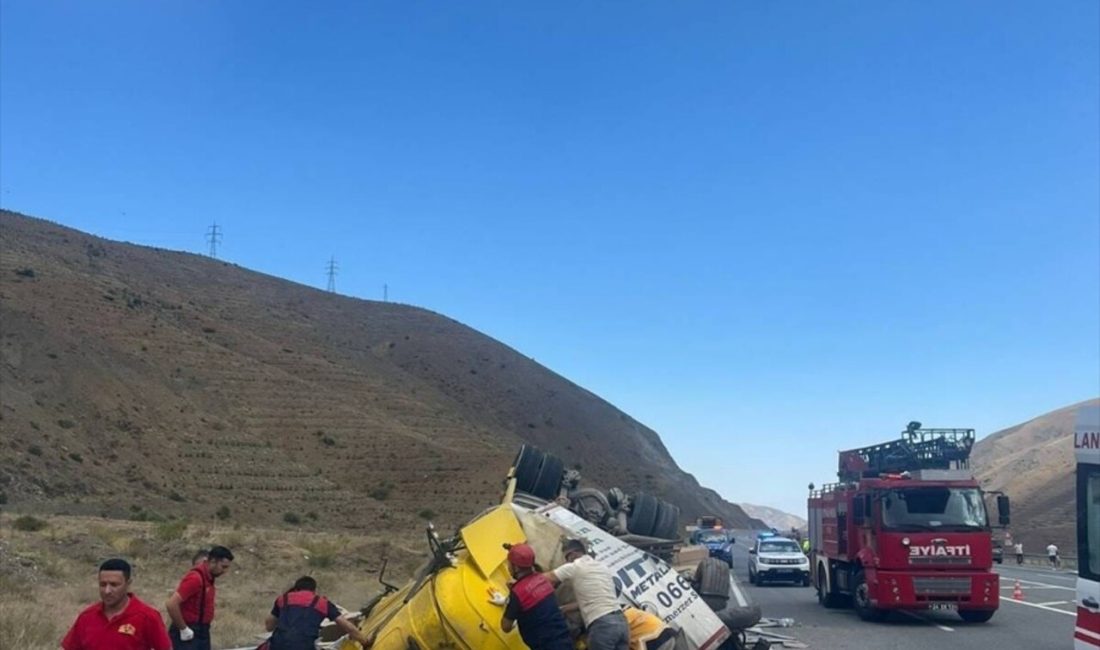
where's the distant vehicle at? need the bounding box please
[808,422,1009,623]
[992,540,1004,564]
[748,536,810,586]
[693,529,735,567]
[1074,405,1099,650]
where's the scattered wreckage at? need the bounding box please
[313,444,764,650]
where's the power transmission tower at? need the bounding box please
[205,222,223,258]
[383,283,388,302]
[326,256,338,293]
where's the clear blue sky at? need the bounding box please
[2,1,1098,516]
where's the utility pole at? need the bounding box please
[326,256,338,293]
[383,283,388,302]
[205,222,223,258]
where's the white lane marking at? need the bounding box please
[1036,601,1070,607]
[727,572,750,608]
[997,566,1077,583]
[999,578,1076,592]
[899,610,954,632]
[1000,598,1076,616]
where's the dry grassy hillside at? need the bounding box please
[971,398,1099,553]
[0,209,758,533]
[0,512,424,650]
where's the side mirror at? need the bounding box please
[997,495,1010,526]
[749,549,757,555]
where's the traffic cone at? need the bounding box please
[1012,580,1024,600]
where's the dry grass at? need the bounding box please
[0,514,424,650]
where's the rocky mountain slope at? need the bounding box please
[971,397,1099,553]
[739,503,807,533]
[0,209,762,532]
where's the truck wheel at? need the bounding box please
[513,445,544,494]
[628,494,659,536]
[852,570,886,621]
[958,610,995,623]
[531,454,565,500]
[652,500,680,540]
[816,567,843,609]
[694,558,731,611]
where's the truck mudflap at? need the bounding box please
[529,503,731,650]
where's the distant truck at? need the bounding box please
[808,422,1009,623]
[686,516,735,566]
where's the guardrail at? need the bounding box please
[1003,551,1078,571]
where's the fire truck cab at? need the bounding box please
[808,422,1009,623]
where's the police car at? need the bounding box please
[747,536,810,586]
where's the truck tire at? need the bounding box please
[652,500,680,540]
[852,570,886,621]
[531,454,565,500]
[958,610,995,623]
[694,558,731,611]
[628,493,659,536]
[513,445,544,494]
[816,565,843,609]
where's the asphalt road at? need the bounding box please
[727,532,1075,650]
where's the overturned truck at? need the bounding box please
[333,445,760,650]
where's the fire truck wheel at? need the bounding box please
[816,568,843,609]
[852,570,886,621]
[958,610,995,623]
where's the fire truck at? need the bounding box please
[807,422,1010,623]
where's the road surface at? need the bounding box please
[727,532,1074,649]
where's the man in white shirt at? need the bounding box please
[1046,543,1059,568]
[1013,542,1024,565]
[545,539,629,650]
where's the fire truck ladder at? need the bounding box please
[837,423,975,481]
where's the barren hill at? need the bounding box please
[971,397,1099,553]
[739,503,807,533]
[0,209,760,533]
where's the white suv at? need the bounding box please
[748,536,810,586]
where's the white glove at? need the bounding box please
[179,627,194,641]
[487,590,508,606]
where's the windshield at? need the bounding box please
[698,531,727,543]
[760,541,801,553]
[881,487,988,530]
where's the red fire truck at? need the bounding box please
[807,422,1010,623]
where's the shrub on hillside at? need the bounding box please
[283,512,302,525]
[418,509,435,521]
[13,515,47,532]
[369,482,393,501]
[215,506,231,520]
[154,520,188,542]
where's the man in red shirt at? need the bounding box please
[165,545,234,650]
[61,558,171,650]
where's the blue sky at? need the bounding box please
[2,1,1098,516]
